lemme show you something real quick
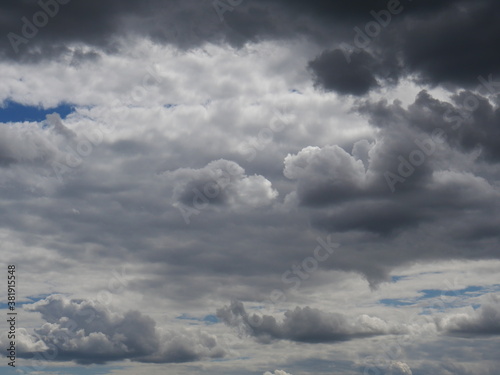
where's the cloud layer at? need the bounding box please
[1,1,500,374]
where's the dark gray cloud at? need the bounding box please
[261,0,458,20]
[304,0,500,95]
[217,301,406,344]
[283,144,483,237]
[1,0,224,60]
[3,0,498,91]
[360,90,500,162]
[280,89,500,240]
[307,46,405,96]
[399,0,500,87]
[308,49,381,96]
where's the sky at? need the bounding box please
[0,0,499,374]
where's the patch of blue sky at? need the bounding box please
[391,275,408,283]
[379,285,499,309]
[211,357,251,362]
[0,100,75,123]
[203,314,220,324]
[478,283,500,294]
[379,298,415,307]
[0,294,52,310]
[419,286,483,299]
[390,271,445,284]
[176,313,220,325]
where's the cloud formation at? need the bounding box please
[308,49,382,96]
[438,302,500,337]
[1,1,500,373]
[217,301,407,344]
[15,295,225,365]
[165,159,278,212]
[2,0,499,93]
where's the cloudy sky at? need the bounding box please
[1,0,500,374]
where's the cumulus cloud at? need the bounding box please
[283,140,499,237]
[280,89,500,243]
[0,39,497,291]
[14,295,225,364]
[164,159,278,210]
[438,302,500,337]
[142,328,226,364]
[284,145,367,205]
[217,301,407,344]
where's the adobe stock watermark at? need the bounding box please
[245,234,340,328]
[340,0,410,63]
[237,104,292,163]
[212,0,244,22]
[50,63,163,183]
[7,0,71,54]
[384,74,500,193]
[49,115,113,183]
